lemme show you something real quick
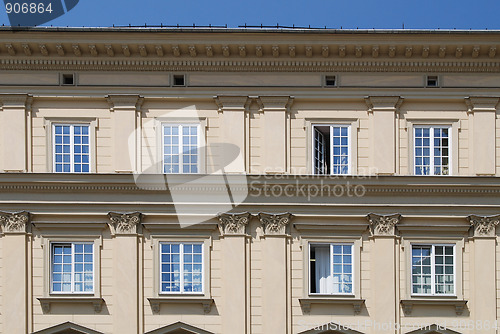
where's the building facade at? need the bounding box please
[0,27,499,334]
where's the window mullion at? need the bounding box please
[330,244,334,295]
[70,125,75,173]
[179,125,183,173]
[71,243,75,293]
[329,126,334,175]
[180,243,184,293]
[431,245,435,295]
[347,126,351,175]
[430,127,435,176]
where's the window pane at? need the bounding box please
[53,124,90,173]
[331,126,349,175]
[311,244,353,295]
[414,126,450,176]
[313,127,327,175]
[52,243,93,294]
[160,242,203,293]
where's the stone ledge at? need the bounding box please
[299,297,365,314]
[400,298,467,315]
[147,297,214,314]
[37,297,104,313]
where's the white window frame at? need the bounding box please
[311,124,352,175]
[413,125,452,176]
[308,243,355,296]
[50,242,94,295]
[52,123,92,173]
[161,123,201,174]
[410,243,456,297]
[44,117,97,173]
[159,241,204,295]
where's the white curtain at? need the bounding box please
[315,246,332,294]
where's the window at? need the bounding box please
[313,125,350,175]
[414,126,450,175]
[426,75,438,87]
[53,124,90,173]
[51,242,94,294]
[309,243,353,295]
[324,75,336,87]
[163,124,199,173]
[172,74,186,86]
[411,245,455,295]
[160,243,203,294]
[61,73,75,86]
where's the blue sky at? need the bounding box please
[0,0,499,29]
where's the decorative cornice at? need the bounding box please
[467,214,500,237]
[0,211,30,234]
[213,95,250,112]
[0,57,499,73]
[366,213,401,236]
[257,212,293,235]
[107,212,142,235]
[465,96,499,113]
[3,177,500,196]
[217,212,252,235]
[365,96,404,112]
[257,96,294,112]
[107,94,144,112]
[0,93,32,110]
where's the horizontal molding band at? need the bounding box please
[0,58,500,73]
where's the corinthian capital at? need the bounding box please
[107,212,142,235]
[257,212,293,235]
[217,212,252,235]
[0,211,30,234]
[367,213,401,236]
[468,214,500,237]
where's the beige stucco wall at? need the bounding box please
[0,28,500,334]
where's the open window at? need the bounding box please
[313,125,351,175]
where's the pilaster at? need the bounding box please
[0,94,32,172]
[465,97,499,175]
[108,212,142,334]
[366,213,401,334]
[0,211,30,334]
[107,95,143,173]
[217,212,252,334]
[365,96,403,175]
[257,96,294,173]
[258,212,293,334]
[468,214,499,333]
[214,96,250,173]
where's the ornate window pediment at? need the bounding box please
[144,321,214,334]
[32,321,103,334]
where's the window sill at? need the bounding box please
[400,298,467,315]
[147,297,214,314]
[299,297,365,314]
[37,297,104,313]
